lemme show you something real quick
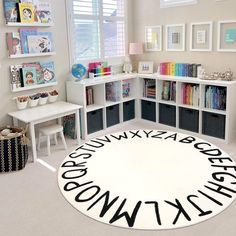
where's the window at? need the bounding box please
[67,0,126,63]
[160,0,197,8]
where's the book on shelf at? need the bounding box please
[27,34,52,53]
[143,79,156,99]
[122,81,131,98]
[19,2,35,23]
[86,87,94,106]
[22,62,43,84]
[205,86,226,111]
[6,32,22,55]
[162,81,176,101]
[40,61,56,83]
[10,64,23,89]
[22,67,37,86]
[35,0,53,23]
[182,83,199,106]
[3,0,20,23]
[106,82,120,102]
[19,27,37,53]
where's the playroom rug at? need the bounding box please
[58,130,236,230]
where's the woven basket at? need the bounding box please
[0,126,28,172]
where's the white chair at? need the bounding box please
[37,124,67,156]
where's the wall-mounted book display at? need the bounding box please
[6,28,55,58]
[190,21,213,52]
[217,20,236,52]
[3,0,53,26]
[10,61,57,92]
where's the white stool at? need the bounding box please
[37,124,67,156]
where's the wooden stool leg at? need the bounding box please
[47,135,51,156]
[54,134,58,145]
[38,132,42,151]
[60,131,67,150]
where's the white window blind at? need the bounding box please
[160,0,197,8]
[69,0,126,62]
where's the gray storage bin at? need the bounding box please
[106,104,120,127]
[123,100,135,122]
[159,104,176,127]
[141,100,156,122]
[87,109,103,134]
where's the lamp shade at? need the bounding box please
[129,42,143,55]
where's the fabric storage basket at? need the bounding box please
[0,126,28,172]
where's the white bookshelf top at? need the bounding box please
[9,52,56,59]
[178,104,199,110]
[6,22,54,27]
[12,82,57,93]
[105,101,121,107]
[159,100,176,106]
[122,96,136,103]
[86,104,104,112]
[201,108,226,115]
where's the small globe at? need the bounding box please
[71,64,87,80]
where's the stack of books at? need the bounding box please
[160,62,202,78]
[143,79,156,99]
[106,82,121,102]
[182,83,199,106]
[162,81,176,101]
[205,86,226,111]
[86,87,94,106]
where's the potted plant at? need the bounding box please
[29,93,40,107]
[39,92,49,105]
[16,96,28,110]
[48,89,59,103]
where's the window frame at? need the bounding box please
[66,0,128,67]
[160,0,197,8]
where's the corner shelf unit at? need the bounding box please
[66,73,236,143]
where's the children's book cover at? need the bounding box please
[22,67,37,86]
[19,27,37,54]
[40,61,56,83]
[35,0,53,23]
[37,32,54,51]
[3,0,20,23]
[6,32,22,55]
[22,62,43,84]
[19,2,35,23]
[27,35,51,53]
[10,65,23,89]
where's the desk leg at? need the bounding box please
[29,123,37,163]
[75,110,80,145]
[13,118,19,127]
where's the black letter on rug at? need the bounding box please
[64,181,93,191]
[165,199,191,225]
[109,199,142,227]
[110,132,128,140]
[129,131,142,138]
[143,130,153,138]
[62,168,87,179]
[86,140,105,148]
[96,136,112,143]
[87,191,119,217]
[198,190,223,206]
[151,131,167,139]
[75,186,101,202]
[187,195,212,217]
[212,172,236,184]
[61,161,87,168]
[179,136,196,144]
[165,133,177,141]
[145,201,162,225]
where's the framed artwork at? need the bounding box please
[166,24,185,51]
[190,22,213,51]
[217,20,236,52]
[138,61,154,74]
[145,25,162,51]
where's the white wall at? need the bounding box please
[132,0,236,74]
[0,0,70,126]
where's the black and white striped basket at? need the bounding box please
[0,127,28,173]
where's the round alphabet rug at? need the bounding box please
[58,130,236,230]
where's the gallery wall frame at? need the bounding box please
[145,25,162,51]
[138,61,154,74]
[190,21,213,51]
[217,20,236,52]
[165,24,185,51]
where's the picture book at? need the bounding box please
[22,62,43,84]
[27,35,52,53]
[22,67,37,86]
[40,61,56,83]
[6,32,22,55]
[35,0,53,23]
[19,27,37,53]
[3,0,20,23]
[19,2,35,23]
[37,32,54,51]
[10,65,23,89]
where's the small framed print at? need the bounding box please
[145,25,162,51]
[166,24,185,51]
[218,20,236,52]
[138,61,154,74]
[190,22,213,51]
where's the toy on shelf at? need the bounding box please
[88,61,111,78]
[71,64,87,81]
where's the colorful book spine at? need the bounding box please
[182,83,199,106]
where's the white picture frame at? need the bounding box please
[165,24,185,51]
[190,22,213,51]
[145,25,162,51]
[138,61,154,74]
[217,20,236,52]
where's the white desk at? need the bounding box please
[8,101,83,162]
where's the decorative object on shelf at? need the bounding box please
[88,62,111,78]
[16,96,28,110]
[218,20,236,52]
[123,55,132,73]
[138,61,154,74]
[145,25,162,51]
[129,42,144,72]
[48,89,58,103]
[29,93,40,107]
[39,92,48,105]
[200,69,234,81]
[71,64,87,81]
[166,24,185,51]
[222,69,234,81]
[190,22,213,51]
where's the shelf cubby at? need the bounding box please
[86,84,105,109]
[87,109,104,134]
[123,100,135,122]
[159,80,176,103]
[105,81,121,103]
[141,100,156,122]
[141,78,156,100]
[180,82,199,108]
[122,78,136,101]
[159,103,176,127]
[106,104,120,128]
